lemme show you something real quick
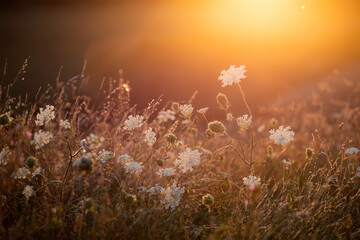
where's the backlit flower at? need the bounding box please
[175,148,202,173]
[236,114,252,130]
[269,126,295,145]
[242,175,261,186]
[35,105,55,126]
[161,181,185,211]
[179,104,194,117]
[144,127,156,147]
[123,115,144,131]
[23,185,34,200]
[33,130,53,149]
[218,65,247,87]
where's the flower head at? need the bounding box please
[98,149,114,163]
[157,109,176,123]
[156,168,176,177]
[123,115,144,131]
[124,161,144,174]
[161,181,185,211]
[218,65,247,87]
[345,147,360,154]
[208,121,226,134]
[147,184,164,196]
[236,114,252,130]
[179,104,194,118]
[13,167,30,179]
[23,185,34,200]
[197,107,209,114]
[242,175,261,186]
[59,119,71,129]
[144,127,156,147]
[269,126,295,145]
[32,167,43,177]
[33,130,53,149]
[175,148,202,173]
[35,105,55,126]
[0,147,11,165]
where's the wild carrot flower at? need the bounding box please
[161,181,185,211]
[32,167,43,177]
[242,175,261,186]
[175,148,202,173]
[147,184,164,196]
[157,109,176,123]
[59,119,71,129]
[156,168,176,177]
[144,127,156,147]
[226,113,233,121]
[35,105,55,126]
[23,185,34,200]
[86,133,105,149]
[179,104,194,118]
[124,161,144,174]
[236,114,252,130]
[33,130,53,149]
[218,65,247,87]
[197,107,209,114]
[345,147,359,154]
[117,154,132,164]
[13,167,30,179]
[123,115,144,130]
[0,147,11,165]
[269,126,295,145]
[98,149,114,163]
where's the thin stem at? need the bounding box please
[237,83,252,116]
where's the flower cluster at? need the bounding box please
[242,175,261,186]
[13,167,30,179]
[59,119,71,129]
[157,109,176,123]
[124,161,144,174]
[269,126,295,145]
[161,181,185,211]
[197,107,209,114]
[98,149,114,163]
[218,65,247,87]
[175,148,202,173]
[237,114,252,130]
[33,130,53,149]
[144,127,156,147]
[0,147,11,165]
[123,115,144,131]
[23,185,34,200]
[179,104,194,118]
[156,168,176,177]
[35,105,55,126]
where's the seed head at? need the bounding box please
[202,194,214,206]
[208,121,226,134]
[216,93,230,110]
[25,156,37,168]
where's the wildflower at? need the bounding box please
[23,185,34,200]
[35,105,55,126]
[86,133,105,149]
[216,93,230,110]
[13,167,30,179]
[202,194,214,206]
[171,102,180,112]
[205,129,215,139]
[144,127,156,147]
[175,148,202,173]
[269,126,295,145]
[156,168,176,177]
[165,133,177,145]
[124,161,144,174]
[226,113,233,121]
[147,184,164,195]
[0,112,12,125]
[282,159,292,165]
[0,147,11,165]
[25,156,37,168]
[33,130,53,149]
[161,181,185,211]
[123,115,144,131]
[218,65,247,87]
[32,167,43,177]
[243,175,261,186]
[179,104,194,118]
[345,147,360,154]
[98,149,114,163]
[157,109,176,123]
[236,114,252,130]
[197,107,209,114]
[59,119,71,129]
[117,154,132,164]
[208,121,226,134]
[182,119,191,125]
[306,148,314,159]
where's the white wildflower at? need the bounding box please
[345,147,360,154]
[33,130,53,149]
[32,167,43,177]
[35,105,55,126]
[197,107,209,114]
[59,119,71,129]
[117,154,132,164]
[269,126,295,145]
[23,185,34,200]
[226,113,233,121]
[124,161,144,174]
[157,109,176,123]
[86,133,105,149]
[123,115,144,131]
[147,184,164,196]
[236,114,252,130]
[156,168,176,177]
[144,127,156,147]
[13,167,30,179]
[161,181,185,211]
[179,104,194,117]
[242,175,261,186]
[98,149,114,163]
[175,148,202,173]
[218,65,247,87]
[0,147,11,165]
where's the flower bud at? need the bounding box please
[25,156,37,168]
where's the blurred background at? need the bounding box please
[1,0,360,114]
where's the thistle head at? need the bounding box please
[202,194,214,206]
[25,156,37,168]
